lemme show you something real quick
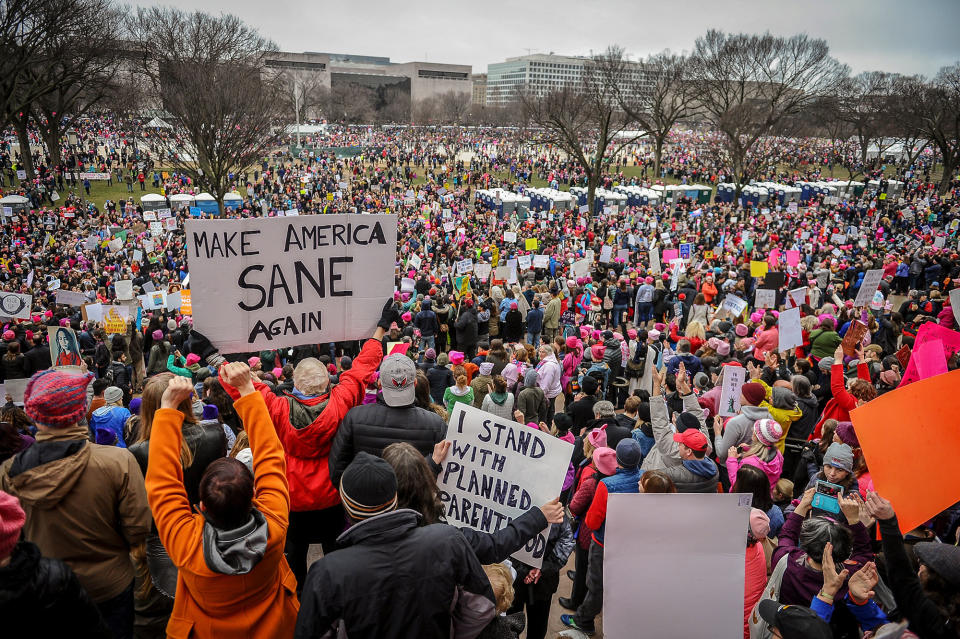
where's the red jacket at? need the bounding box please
[221,338,383,512]
[812,362,869,440]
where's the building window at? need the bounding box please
[265,60,326,71]
[418,70,469,80]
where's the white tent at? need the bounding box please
[0,194,30,215]
[146,117,172,129]
[140,193,167,211]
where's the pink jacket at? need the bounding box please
[726,451,784,492]
[753,327,779,361]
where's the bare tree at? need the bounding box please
[281,73,327,122]
[900,63,960,194]
[603,47,696,177]
[689,30,848,196]
[438,91,472,125]
[888,74,932,170]
[520,48,640,221]
[128,8,284,213]
[829,71,899,179]
[325,83,376,124]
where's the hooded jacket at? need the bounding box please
[427,365,455,404]
[713,405,774,463]
[726,451,784,492]
[0,541,110,638]
[145,391,299,638]
[642,393,712,472]
[0,425,150,603]
[414,300,439,337]
[328,396,447,489]
[295,509,496,639]
[661,457,719,493]
[220,337,382,512]
[515,371,547,425]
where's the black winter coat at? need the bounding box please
[328,397,447,488]
[455,307,479,347]
[295,510,495,639]
[23,345,51,377]
[0,541,110,638]
[130,421,227,506]
[427,365,454,404]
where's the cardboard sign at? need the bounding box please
[851,369,960,533]
[438,403,573,568]
[720,294,747,319]
[718,365,747,417]
[778,307,803,352]
[0,292,32,320]
[184,215,397,353]
[841,320,868,356]
[754,288,776,309]
[49,326,83,370]
[787,287,806,308]
[750,261,768,278]
[115,280,134,300]
[605,493,750,638]
[503,231,517,243]
[854,269,884,307]
[55,289,87,307]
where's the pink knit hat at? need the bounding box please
[591,343,605,360]
[592,447,617,475]
[754,418,783,446]
[734,323,749,337]
[248,356,260,368]
[749,508,770,540]
[587,427,608,449]
[0,490,25,560]
[448,351,464,366]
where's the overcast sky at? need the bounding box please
[136,0,959,76]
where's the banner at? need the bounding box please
[438,403,573,568]
[0,292,32,320]
[604,494,751,639]
[185,214,397,353]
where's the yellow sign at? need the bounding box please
[326,193,334,201]
[491,247,500,266]
[750,261,769,278]
[704,250,715,260]
[104,306,127,334]
[181,290,192,316]
[525,238,538,250]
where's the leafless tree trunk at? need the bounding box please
[897,64,960,193]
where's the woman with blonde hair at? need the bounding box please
[725,418,784,492]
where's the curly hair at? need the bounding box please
[848,379,877,402]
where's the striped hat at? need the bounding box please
[754,418,783,447]
[339,452,398,521]
[25,370,94,429]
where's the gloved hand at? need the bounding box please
[378,298,401,330]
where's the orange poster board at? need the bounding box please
[851,369,960,533]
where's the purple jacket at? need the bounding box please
[771,511,873,607]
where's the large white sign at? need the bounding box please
[718,365,747,417]
[853,268,884,308]
[604,494,751,639]
[55,289,87,307]
[778,306,803,352]
[0,292,32,320]
[438,403,573,568]
[721,294,748,319]
[185,214,397,353]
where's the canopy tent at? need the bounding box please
[0,194,31,215]
[146,117,172,129]
[194,192,219,214]
[140,193,168,211]
[168,193,195,211]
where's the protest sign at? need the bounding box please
[763,272,786,290]
[853,269,884,307]
[82,303,103,322]
[48,326,83,370]
[503,231,517,243]
[754,288,776,309]
[108,238,123,253]
[662,248,678,262]
[785,250,801,267]
[571,259,590,279]
[720,294,747,319]
[895,345,911,370]
[841,320,869,356]
[46,278,61,291]
[599,246,612,263]
[517,255,531,271]
[951,287,960,326]
[103,305,129,334]
[525,238,538,250]
[164,217,178,231]
[0,292,32,320]
[456,258,474,275]
[474,263,491,280]
[749,261,768,278]
[55,289,87,307]
[443,221,455,233]
[778,307,803,352]
[898,323,960,387]
[166,291,182,311]
[852,369,960,533]
[438,403,573,567]
[604,493,750,639]
[913,338,947,380]
[493,266,511,282]
[180,290,192,315]
[649,246,661,274]
[617,248,629,263]
[138,291,166,311]
[533,255,550,268]
[4,378,28,405]
[787,287,806,308]
[115,280,134,300]
[718,365,747,416]
[185,214,397,353]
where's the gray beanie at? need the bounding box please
[824,442,854,473]
[524,368,539,388]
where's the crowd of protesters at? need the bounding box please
[0,119,957,638]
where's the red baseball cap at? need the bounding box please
[673,430,708,452]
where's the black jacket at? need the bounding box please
[0,541,110,638]
[566,395,597,436]
[295,509,495,639]
[455,307,479,347]
[328,397,447,488]
[130,421,227,506]
[23,345,51,377]
[426,365,454,404]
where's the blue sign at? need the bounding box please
[189,206,202,217]
[679,243,692,259]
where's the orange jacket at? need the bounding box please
[145,392,299,638]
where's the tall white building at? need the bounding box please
[485,53,654,106]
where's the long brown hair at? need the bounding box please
[139,372,196,467]
[382,442,443,525]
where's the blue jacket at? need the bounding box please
[414,301,439,337]
[526,308,544,334]
[593,467,642,544]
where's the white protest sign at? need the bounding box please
[115,280,134,300]
[164,217,178,231]
[108,238,123,253]
[55,289,87,307]
[493,266,511,282]
[533,255,550,269]
[443,221,455,233]
[617,248,629,263]
[46,278,61,291]
[787,287,807,308]
[166,291,182,310]
[0,292,32,320]
[143,212,157,221]
[778,306,803,352]
[456,258,474,275]
[649,246,661,274]
[599,246,613,263]
[474,263,492,280]
[150,222,163,237]
[585,249,595,263]
[142,281,156,293]
[503,231,517,243]
[720,294,747,319]
[84,235,99,250]
[407,253,422,270]
[571,259,591,279]
[605,493,750,639]
[4,378,28,405]
[517,255,531,271]
[754,288,776,309]
[138,291,166,310]
[84,303,104,322]
[157,209,172,220]
[438,403,573,568]
[853,268,884,307]
[185,214,397,353]
[400,278,416,294]
[717,364,747,416]
[951,288,960,327]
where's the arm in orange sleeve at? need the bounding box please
[145,408,202,566]
[584,481,609,532]
[233,391,290,526]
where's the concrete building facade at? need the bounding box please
[471,73,487,106]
